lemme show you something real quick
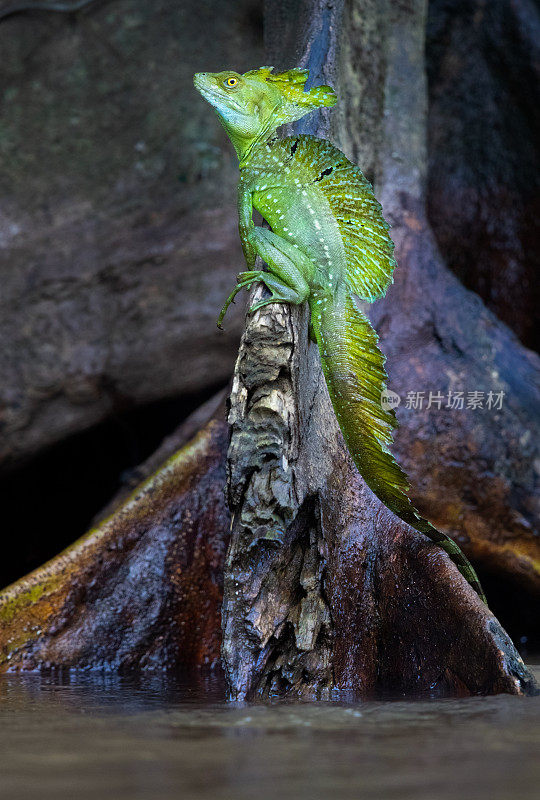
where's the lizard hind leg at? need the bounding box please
[245,227,312,315]
[248,273,308,315]
[216,269,305,328]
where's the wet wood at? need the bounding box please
[0,411,230,672]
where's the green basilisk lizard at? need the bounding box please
[194,66,486,603]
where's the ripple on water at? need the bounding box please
[0,666,538,800]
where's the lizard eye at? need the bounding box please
[224,77,238,88]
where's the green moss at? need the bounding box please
[0,582,49,626]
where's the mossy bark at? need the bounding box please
[0,406,230,672]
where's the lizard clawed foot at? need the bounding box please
[237,270,261,283]
[248,295,287,315]
[248,273,307,316]
[216,272,265,328]
[218,270,307,327]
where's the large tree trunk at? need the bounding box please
[426,0,540,352]
[220,0,538,698]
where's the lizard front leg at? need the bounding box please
[238,181,257,268]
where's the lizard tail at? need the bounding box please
[309,288,486,603]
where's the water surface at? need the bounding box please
[1,667,538,800]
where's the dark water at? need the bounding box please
[0,667,538,800]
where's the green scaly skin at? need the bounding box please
[194,67,487,603]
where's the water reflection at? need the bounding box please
[0,670,227,714]
[0,668,538,800]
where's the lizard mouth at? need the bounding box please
[193,74,244,114]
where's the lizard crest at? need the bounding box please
[193,67,336,161]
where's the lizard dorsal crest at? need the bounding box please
[244,66,337,127]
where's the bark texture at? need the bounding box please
[220,0,538,699]
[426,0,540,352]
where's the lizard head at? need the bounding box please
[193,67,337,161]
